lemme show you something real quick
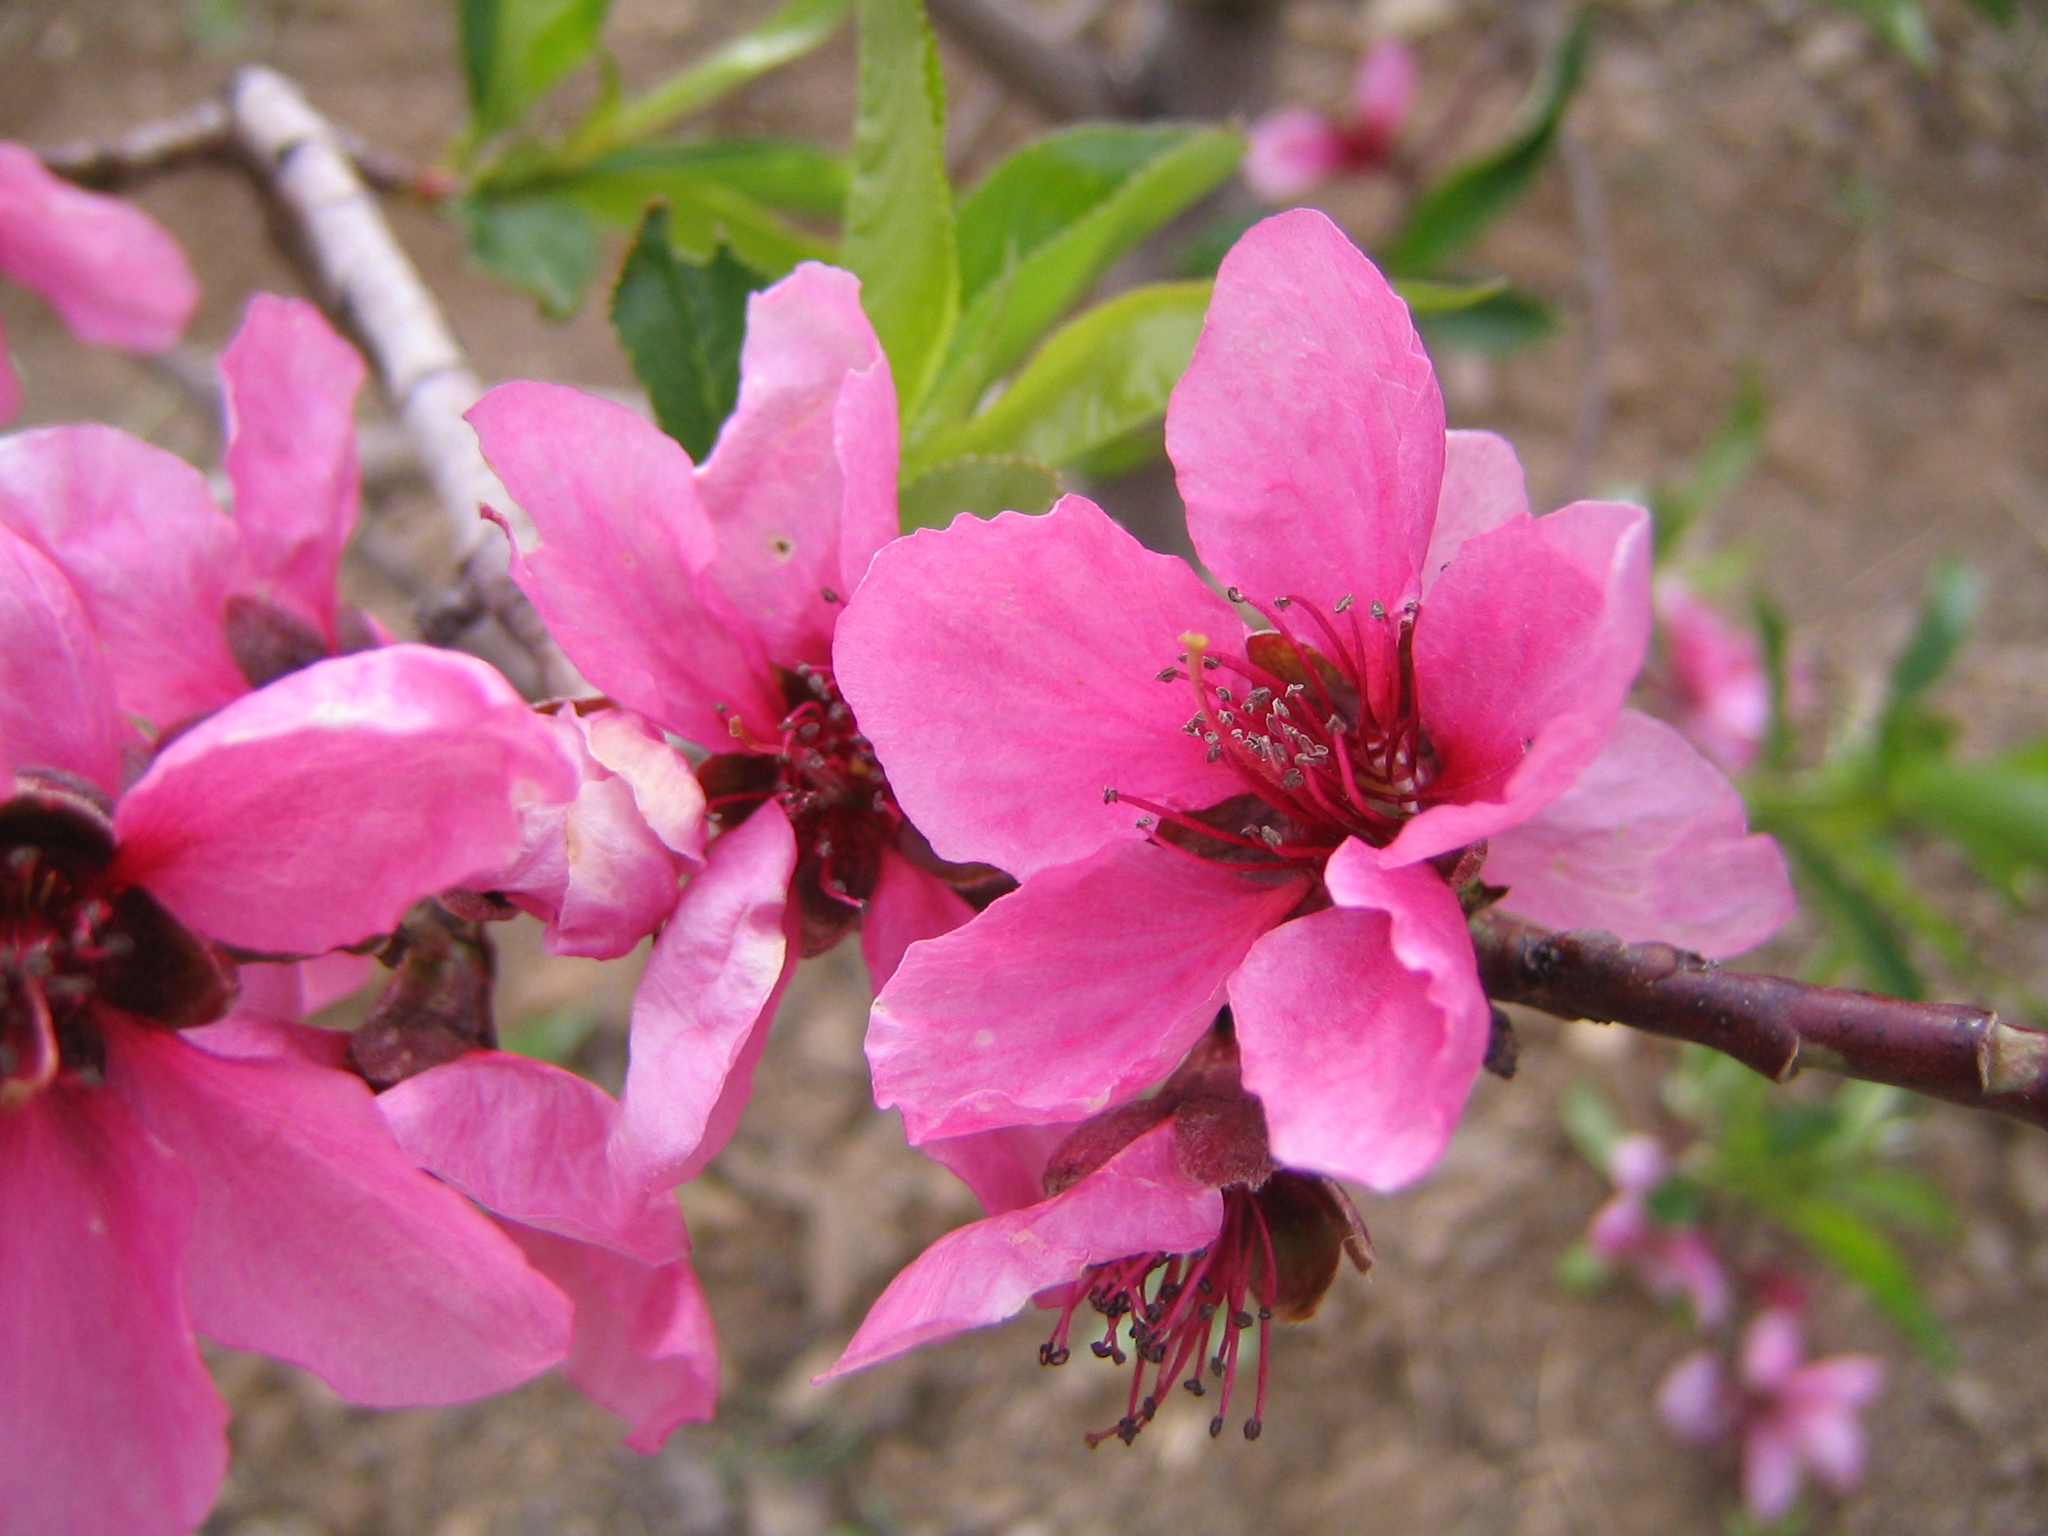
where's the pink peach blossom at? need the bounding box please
[469,262,976,1193]
[1,512,581,1536]
[0,293,374,737]
[1658,1303,1885,1520]
[1244,40,1418,202]
[1646,574,1770,774]
[1586,1134,1730,1324]
[0,142,199,422]
[825,1026,1373,1445]
[833,209,1792,1197]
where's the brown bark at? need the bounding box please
[1472,910,2048,1133]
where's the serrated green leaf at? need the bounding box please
[843,0,957,414]
[462,0,612,141]
[914,126,1240,442]
[914,281,1210,472]
[1652,371,1765,560]
[610,210,766,460]
[899,455,1060,531]
[511,139,850,222]
[1379,13,1590,277]
[539,166,831,277]
[600,0,850,148]
[1782,1196,1951,1363]
[461,195,601,316]
[1415,286,1555,353]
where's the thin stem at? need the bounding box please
[1470,910,2048,1133]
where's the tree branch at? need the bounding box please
[222,68,575,696]
[1472,910,2048,1133]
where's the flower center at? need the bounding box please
[1034,1021,1374,1447]
[0,779,232,1107]
[703,664,903,956]
[1114,591,1438,870]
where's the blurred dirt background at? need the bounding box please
[8,0,2048,1530]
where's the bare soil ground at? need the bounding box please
[8,0,2048,1530]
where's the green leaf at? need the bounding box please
[1884,558,1977,716]
[1561,1079,1623,1168]
[538,165,832,277]
[461,195,601,316]
[529,139,849,221]
[914,281,1210,472]
[1752,588,1796,773]
[916,127,1241,439]
[843,0,957,414]
[1068,418,1166,480]
[1782,1195,1951,1363]
[1379,13,1591,276]
[462,0,612,141]
[1644,1175,1705,1227]
[1773,825,1925,999]
[1894,746,2048,891]
[1838,1167,1955,1235]
[1415,286,1555,353]
[899,455,1061,531]
[610,210,766,460]
[1829,0,1935,67]
[1393,276,1508,314]
[1652,371,1765,560]
[601,0,850,148]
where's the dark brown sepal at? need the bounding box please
[224,593,332,688]
[1043,1097,1175,1196]
[350,899,497,1089]
[1171,1093,1273,1190]
[1483,1004,1519,1079]
[1253,1171,1371,1322]
[98,887,236,1029]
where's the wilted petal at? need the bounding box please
[581,708,707,863]
[0,142,198,352]
[0,424,243,729]
[615,801,797,1191]
[0,521,126,791]
[1232,845,1488,1190]
[870,840,1308,1144]
[113,645,575,955]
[221,294,366,640]
[1421,430,1528,593]
[0,1081,226,1536]
[835,495,1242,879]
[108,1014,572,1406]
[1487,709,1792,957]
[820,1121,1224,1378]
[1386,499,1651,866]
[506,1222,718,1452]
[859,845,975,991]
[1242,109,1348,202]
[469,382,783,745]
[1168,208,1445,616]
[380,1051,680,1265]
[696,263,895,665]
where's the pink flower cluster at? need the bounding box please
[2,185,1803,1532]
[1244,41,1417,203]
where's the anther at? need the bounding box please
[1103,787,1120,804]
[1209,1417,1225,1439]
[1370,600,1386,619]
[820,586,841,603]
[1243,1418,1263,1441]
[1335,594,1354,612]
[1225,587,1243,602]
[1157,666,1180,682]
